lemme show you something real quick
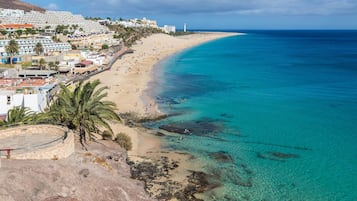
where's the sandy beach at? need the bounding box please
[91,32,238,199]
[92,32,238,154]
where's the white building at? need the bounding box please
[0,8,25,18]
[0,38,71,56]
[86,53,106,65]
[162,25,176,33]
[0,10,109,34]
[0,90,48,118]
[114,17,158,28]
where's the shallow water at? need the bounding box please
[148,31,357,200]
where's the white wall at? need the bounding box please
[0,93,47,118]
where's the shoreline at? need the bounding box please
[90,32,240,199]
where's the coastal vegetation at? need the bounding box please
[109,24,163,47]
[114,132,132,151]
[45,80,121,148]
[38,58,46,70]
[101,44,109,50]
[34,42,44,55]
[101,130,113,140]
[0,106,36,126]
[169,31,195,36]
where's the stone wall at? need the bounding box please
[0,125,74,160]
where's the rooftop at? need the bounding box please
[18,70,58,78]
[0,24,34,29]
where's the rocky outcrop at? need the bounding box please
[128,156,217,201]
[0,140,154,201]
[0,0,45,12]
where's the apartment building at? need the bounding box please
[0,37,71,58]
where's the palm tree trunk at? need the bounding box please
[79,126,87,150]
[9,56,12,67]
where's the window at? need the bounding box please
[6,95,11,105]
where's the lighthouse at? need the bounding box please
[184,23,187,32]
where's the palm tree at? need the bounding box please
[47,80,120,148]
[15,30,23,38]
[0,30,7,38]
[34,42,44,55]
[4,106,35,126]
[39,58,46,70]
[48,61,57,70]
[5,39,19,66]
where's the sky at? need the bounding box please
[23,0,357,30]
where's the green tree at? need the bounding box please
[39,58,46,70]
[71,44,77,50]
[101,44,109,50]
[0,29,7,37]
[46,80,120,148]
[3,106,35,126]
[5,39,19,66]
[48,61,57,70]
[55,25,65,34]
[15,29,23,38]
[25,28,36,35]
[34,42,44,55]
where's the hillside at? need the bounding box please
[0,0,45,12]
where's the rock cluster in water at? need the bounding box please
[257,151,300,162]
[128,156,216,201]
[159,118,225,136]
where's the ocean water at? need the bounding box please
[148,31,357,201]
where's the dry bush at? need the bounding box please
[114,132,132,151]
[101,130,113,140]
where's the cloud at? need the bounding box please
[67,0,357,16]
[46,3,59,10]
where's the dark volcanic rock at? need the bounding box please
[128,157,218,201]
[208,163,254,188]
[159,124,190,134]
[159,118,224,136]
[179,171,220,201]
[155,132,166,136]
[220,113,234,119]
[257,151,299,161]
[209,151,233,163]
[271,152,299,159]
[78,169,90,178]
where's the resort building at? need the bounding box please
[0,37,71,61]
[86,53,107,65]
[162,25,176,33]
[113,17,159,28]
[0,24,34,34]
[0,10,109,34]
[73,60,97,74]
[0,8,25,18]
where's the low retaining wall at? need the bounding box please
[0,125,74,160]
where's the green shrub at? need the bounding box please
[114,133,132,151]
[101,44,109,50]
[102,130,112,140]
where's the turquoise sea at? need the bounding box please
[147,31,357,200]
